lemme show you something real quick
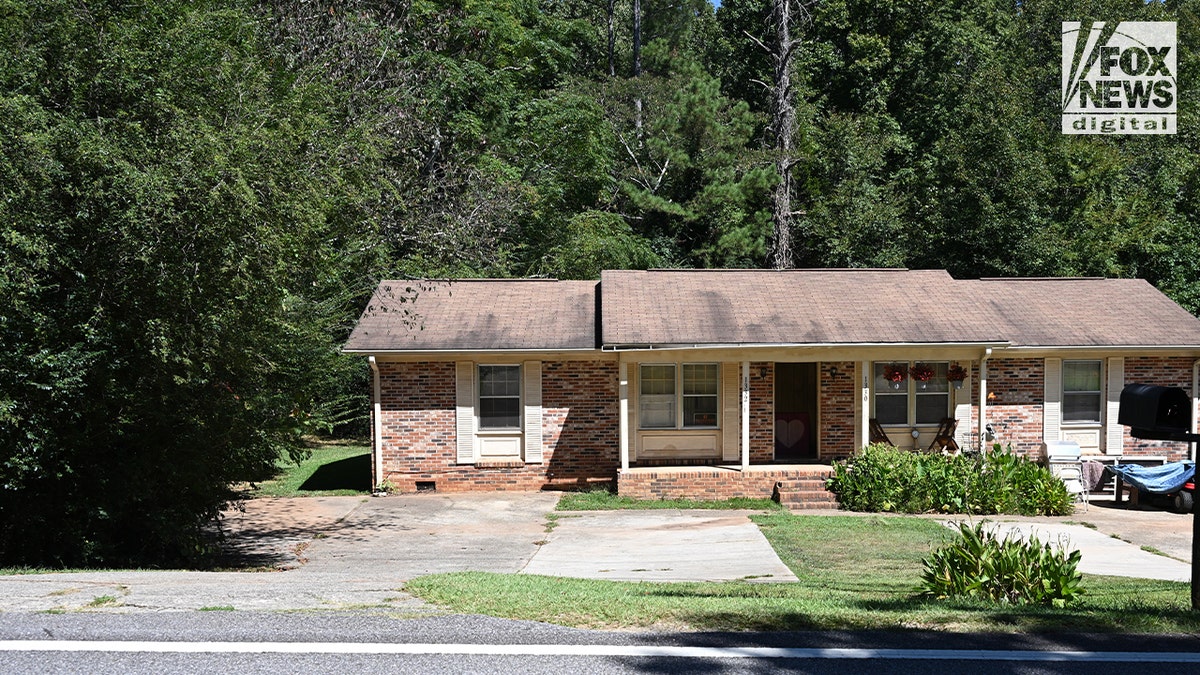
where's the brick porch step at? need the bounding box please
[773,479,839,510]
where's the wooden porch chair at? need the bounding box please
[927,417,960,454]
[869,418,896,446]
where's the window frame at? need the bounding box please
[477,364,522,431]
[872,361,952,428]
[1061,359,1103,425]
[638,362,720,430]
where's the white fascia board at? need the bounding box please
[341,347,599,355]
[604,341,1010,352]
[999,345,1200,353]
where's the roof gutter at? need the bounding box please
[602,341,1010,352]
[999,345,1200,352]
[342,347,599,355]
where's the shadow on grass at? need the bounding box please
[298,453,371,492]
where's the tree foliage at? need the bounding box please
[2,0,1200,565]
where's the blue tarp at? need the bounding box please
[1108,461,1195,494]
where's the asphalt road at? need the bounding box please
[2,612,1199,674]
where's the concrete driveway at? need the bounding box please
[0,493,1192,613]
[0,492,791,613]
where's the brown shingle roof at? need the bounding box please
[601,269,1002,346]
[964,277,1200,347]
[344,271,1200,353]
[601,269,1200,348]
[343,279,598,352]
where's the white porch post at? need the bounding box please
[979,349,991,452]
[369,356,383,489]
[619,361,630,471]
[741,361,750,470]
[859,361,870,450]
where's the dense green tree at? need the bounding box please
[0,0,379,565]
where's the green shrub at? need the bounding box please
[921,522,1084,607]
[827,443,1073,516]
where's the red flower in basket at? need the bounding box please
[883,363,908,383]
[947,364,968,382]
[910,363,935,382]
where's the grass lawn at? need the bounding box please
[404,512,1200,633]
[249,441,371,497]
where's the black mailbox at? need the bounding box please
[1118,383,1197,441]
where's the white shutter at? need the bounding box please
[1044,358,1062,442]
[523,361,543,464]
[455,361,476,464]
[1106,357,1124,456]
[721,362,740,461]
[628,365,638,461]
[954,368,972,448]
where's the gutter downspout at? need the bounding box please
[979,348,992,452]
[369,356,384,490]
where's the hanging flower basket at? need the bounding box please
[883,363,907,390]
[947,363,968,390]
[909,363,935,391]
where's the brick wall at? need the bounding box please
[820,361,856,458]
[376,359,618,493]
[749,362,774,463]
[976,356,1195,462]
[1122,356,1194,461]
[618,466,832,500]
[984,357,1045,457]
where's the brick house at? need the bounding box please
[344,269,1200,500]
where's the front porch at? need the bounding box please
[617,464,838,509]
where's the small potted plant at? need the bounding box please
[883,363,907,390]
[947,363,968,390]
[909,363,935,390]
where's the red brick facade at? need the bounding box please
[375,359,618,493]
[983,357,1045,457]
[618,466,832,501]
[819,361,857,459]
[749,362,774,463]
[970,356,1193,462]
[373,355,1196,496]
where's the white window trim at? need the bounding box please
[1061,359,1104,427]
[872,361,952,427]
[637,362,720,430]
[477,363,522,432]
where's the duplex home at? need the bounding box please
[343,269,1200,500]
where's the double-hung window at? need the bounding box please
[478,364,521,430]
[1062,360,1102,424]
[873,362,950,426]
[639,363,719,429]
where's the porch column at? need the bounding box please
[619,361,630,471]
[741,361,750,470]
[978,348,991,452]
[859,361,870,450]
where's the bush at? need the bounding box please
[921,522,1084,607]
[827,443,1073,516]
